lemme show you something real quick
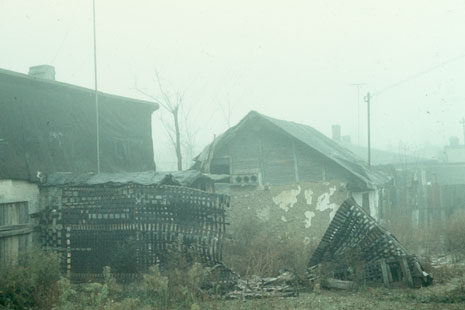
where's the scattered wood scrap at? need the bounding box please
[202,264,299,299]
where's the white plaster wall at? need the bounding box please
[352,192,364,208]
[352,190,379,220]
[0,180,40,214]
[369,189,379,220]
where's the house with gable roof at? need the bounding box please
[192,111,382,219]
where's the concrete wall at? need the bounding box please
[0,180,40,214]
[220,181,350,245]
[352,189,380,220]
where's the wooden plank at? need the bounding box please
[0,226,34,238]
[400,257,414,288]
[323,278,356,290]
[291,140,300,183]
[379,259,390,288]
[0,224,34,232]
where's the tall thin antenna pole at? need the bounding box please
[93,0,100,173]
[364,92,371,167]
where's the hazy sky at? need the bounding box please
[1,0,464,169]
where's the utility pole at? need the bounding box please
[364,92,371,167]
[460,117,465,145]
[93,0,100,173]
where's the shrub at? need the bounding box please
[445,213,465,261]
[223,216,316,279]
[0,248,61,309]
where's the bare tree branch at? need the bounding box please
[133,71,195,171]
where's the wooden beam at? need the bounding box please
[323,278,356,290]
[400,257,414,288]
[291,140,300,183]
[258,135,265,185]
[0,224,34,238]
[379,259,390,288]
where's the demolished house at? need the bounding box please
[40,171,230,281]
[308,198,432,288]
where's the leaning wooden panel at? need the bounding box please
[308,198,432,288]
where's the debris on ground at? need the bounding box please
[202,264,300,299]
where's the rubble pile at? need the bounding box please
[202,264,300,299]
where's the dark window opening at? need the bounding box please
[211,157,230,174]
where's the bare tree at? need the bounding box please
[134,71,184,171]
[181,104,201,169]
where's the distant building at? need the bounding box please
[329,124,435,167]
[444,145,465,163]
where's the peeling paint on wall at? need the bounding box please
[221,181,350,250]
[304,189,313,205]
[272,186,301,212]
[304,211,316,228]
[256,205,271,221]
[316,186,338,221]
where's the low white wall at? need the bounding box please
[352,189,379,220]
[0,180,40,214]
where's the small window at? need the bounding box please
[211,157,230,174]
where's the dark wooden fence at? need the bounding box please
[379,181,465,228]
[0,201,33,264]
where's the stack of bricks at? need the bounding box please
[41,184,229,282]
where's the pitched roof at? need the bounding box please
[0,68,158,109]
[194,111,376,189]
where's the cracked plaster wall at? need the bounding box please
[221,181,349,245]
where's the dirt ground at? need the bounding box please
[201,280,465,310]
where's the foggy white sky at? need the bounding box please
[1,0,464,169]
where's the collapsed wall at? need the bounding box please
[308,198,432,288]
[40,184,229,281]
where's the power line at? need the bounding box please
[374,53,465,97]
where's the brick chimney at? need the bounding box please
[331,125,341,142]
[28,65,56,80]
